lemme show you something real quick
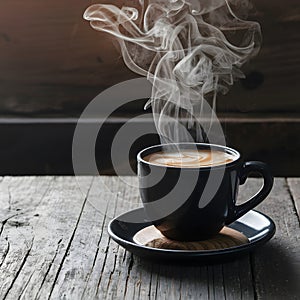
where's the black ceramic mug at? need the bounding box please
[137,143,273,241]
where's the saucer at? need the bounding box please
[108,208,276,263]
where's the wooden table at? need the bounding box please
[0,176,299,299]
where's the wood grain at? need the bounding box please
[287,178,300,224]
[0,176,299,299]
[0,176,94,299]
[239,178,300,300]
[0,0,299,116]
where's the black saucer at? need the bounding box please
[108,208,276,263]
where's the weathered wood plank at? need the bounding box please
[46,176,137,299]
[0,176,94,299]
[242,178,300,300]
[48,176,119,299]
[222,258,255,300]
[25,176,255,300]
[0,176,299,299]
[0,177,53,298]
[287,178,300,223]
[90,177,255,300]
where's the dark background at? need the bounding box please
[0,0,299,176]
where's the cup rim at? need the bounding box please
[137,143,241,170]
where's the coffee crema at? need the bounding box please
[143,149,237,168]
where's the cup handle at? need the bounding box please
[225,161,274,224]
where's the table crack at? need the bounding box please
[220,265,226,300]
[286,178,300,227]
[123,254,134,300]
[105,253,118,298]
[0,239,10,270]
[17,271,34,300]
[93,187,120,298]
[81,211,108,299]
[250,253,258,300]
[35,239,63,300]
[47,178,94,299]
[3,238,34,300]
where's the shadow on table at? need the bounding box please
[251,242,300,299]
[130,241,300,299]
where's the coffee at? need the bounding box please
[143,149,237,168]
[137,143,273,241]
[138,143,273,241]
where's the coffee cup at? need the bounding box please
[137,143,273,241]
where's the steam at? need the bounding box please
[84,0,261,143]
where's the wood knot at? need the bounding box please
[7,220,30,227]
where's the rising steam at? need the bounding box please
[84,0,261,143]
